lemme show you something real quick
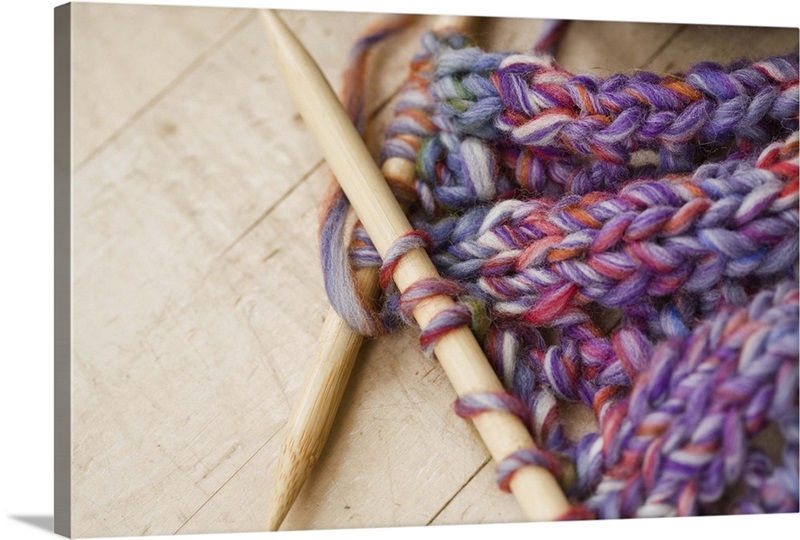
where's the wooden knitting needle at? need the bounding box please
[265,15,475,532]
[266,267,377,531]
[261,8,571,524]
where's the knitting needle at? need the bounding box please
[261,8,571,523]
[265,267,377,531]
[265,15,474,531]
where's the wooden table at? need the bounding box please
[69,4,798,536]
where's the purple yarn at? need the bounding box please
[580,282,799,518]
[317,22,800,520]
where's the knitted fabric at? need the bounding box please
[319,19,800,519]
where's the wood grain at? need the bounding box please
[69,4,799,536]
[71,3,248,168]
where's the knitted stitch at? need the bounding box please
[319,19,800,520]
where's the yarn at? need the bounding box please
[318,18,800,520]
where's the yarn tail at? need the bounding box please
[319,14,418,336]
[532,20,570,56]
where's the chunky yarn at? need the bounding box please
[318,18,799,520]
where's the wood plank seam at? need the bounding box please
[640,25,688,69]
[214,158,326,261]
[173,423,288,534]
[425,457,491,525]
[74,10,255,173]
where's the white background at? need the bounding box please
[0,0,797,539]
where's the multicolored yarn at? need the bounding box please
[319,18,799,520]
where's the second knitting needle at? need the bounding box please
[266,267,377,531]
[261,9,571,522]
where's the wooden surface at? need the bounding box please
[70,3,799,537]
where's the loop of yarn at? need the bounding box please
[417,301,472,356]
[453,391,570,494]
[454,391,534,430]
[396,275,470,355]
[495,447,565,492]
[378,229,431,289]
[319,18,800,519]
